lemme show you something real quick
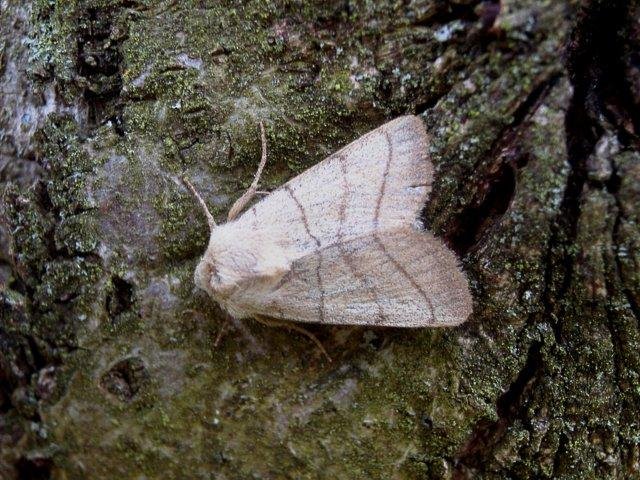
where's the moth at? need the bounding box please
[185,115,472,353]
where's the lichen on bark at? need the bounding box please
[1,0,639,479]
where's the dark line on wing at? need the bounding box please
[250,206,258,230]
[374,131,393,223]
[373,234,436,323]
[373,131,436,323]
[271,267,294,292]
[337,155,348,232]
[284,184,325,323]
[336,155,387,324]
[284,185,319,245]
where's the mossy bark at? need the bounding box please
[1,0,639,479]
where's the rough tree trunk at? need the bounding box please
[1,1,639,479]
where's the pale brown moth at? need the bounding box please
[185,115,472,357]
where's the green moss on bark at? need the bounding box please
[3,1,639,479]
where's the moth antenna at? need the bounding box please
[255,121,267,191]
[182,177,217,231]
[227,121,269,221]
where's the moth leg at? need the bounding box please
[253,315,332,362]
[227,122,268,221]
[183,309,229,348]
[213,319,229,347]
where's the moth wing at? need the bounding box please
[232,115,433,257]
[247,226,472,326]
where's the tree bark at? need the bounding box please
[1,0,639,479]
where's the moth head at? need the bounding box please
[194,227,290,299]
[182,177,229,297]
[194,256,235,299]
